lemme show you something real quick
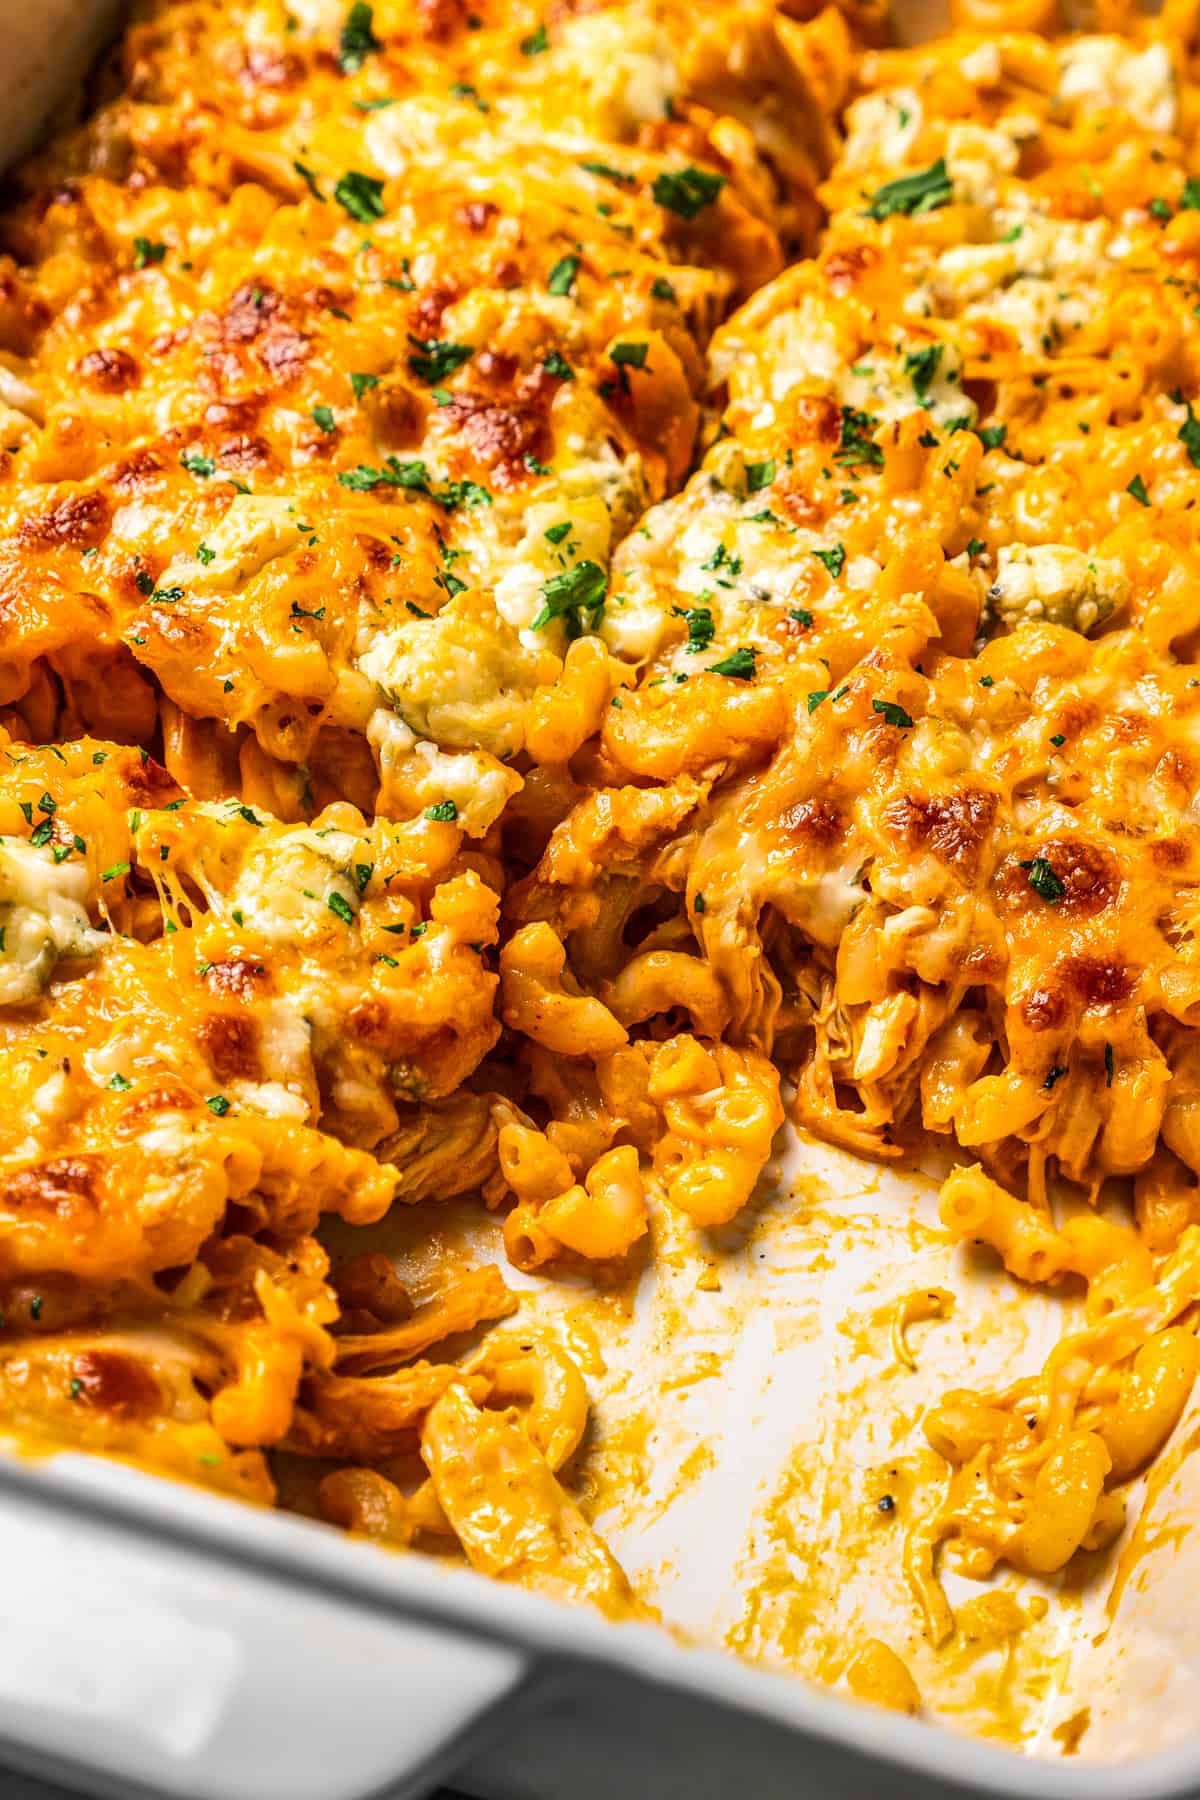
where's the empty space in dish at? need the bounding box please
[323,1123,1200,1765]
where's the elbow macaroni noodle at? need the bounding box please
[0,0,1198,1728]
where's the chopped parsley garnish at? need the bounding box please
[327,891,356,926]
[873,698,914,729]
[196,542,216,565]
[744,458,776,493]
[812,545,845,579]
[1149,196,1172,221]
[334,171,386,222]
[965,537,986,557]
[652,166,726,219]
[532,560,608,633]
[1179,398,1200,468]
[425,800,458,821]
[978,424,1007,450]
[864,157,952,221]
[180,450,215,478]
[544,521,572,544]
[338,2,380,72]
[350,371,379,401]
[789,607,813,628]
[1050,732,1065,747]
[547,254,581,296]
[134,570,155,596]
[290,601,325,621]
[101,861,130,882]
[651,276,677,302]
[450,81,489,111]
[611,341,648,370]
[337,458,488,510]
[543,349,574,381]
[675,605,715,653]
[312,405,337,432]
[407,336,473,384]
[836,406,883,468]
[293,161,325,202]
[1127,473,1151,506]
[206,1094,231,1116]
[133,237,166,269]
[1021,856,1065,903]
[904,343,942,400]
[108,1073,132,1091]
[520,20,548,53]
[1183,178,1200,210]
[30,819,54,848]
[580,160,635,187]
[708,646,756,680]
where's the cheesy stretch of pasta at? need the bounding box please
[3,0,1200,1731]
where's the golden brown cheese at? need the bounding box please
[0,0,844,833]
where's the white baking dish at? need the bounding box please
[3,6,1200,1797]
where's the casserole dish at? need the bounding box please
[3,4,1200,1798]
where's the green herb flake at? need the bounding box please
[1127,473,1151,505]
[327,890,356,926]
[836,406,884,468]
[133,236,167,270]
[293,161,325,202]
[334,171,387,222]
[873,698,914,728]
[425,800,458,821]
[812,545,845,579]
[708,646,757,681]
[652,166,726,219]
[407,336,473,384]
[1021,856,1065,903]
[675,605,715,654]
[864,157,951,221]
[532,560,608,633]
[904,343,942,400]
[547,254,581,296]
[312,405,337,432]
[338,2,381,72]
[206,1094,231,1116]
[1179,398,1200,468]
